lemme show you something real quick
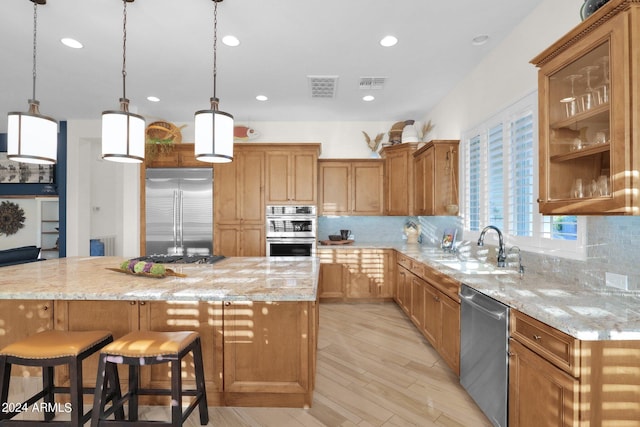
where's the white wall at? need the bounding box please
[426,0,584,138]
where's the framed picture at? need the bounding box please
[441,228,457,250]
[0,153,54,184]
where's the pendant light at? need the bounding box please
[101,0,145,163]
[194,0,234,163]
[7,0,57,165]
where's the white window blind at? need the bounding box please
[462,92,583,259]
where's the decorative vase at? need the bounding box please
[580,0,610,20]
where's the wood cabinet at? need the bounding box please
[318,159,383,215]
[317,248,394,301]
[380,143,418,215]
[509,308,640,426]
[265,144,320,205]
[413,140,459,216]
[532,0,640,214]
[144,143,204,168]
[223,300,316,407]
[214,147,265,256]
[0,300,53,376]
[52,298,317,408]
[393,252,461,375]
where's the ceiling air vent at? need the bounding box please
[359,77,386,90]
[308,75,338,98]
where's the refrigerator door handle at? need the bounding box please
[173,190,178,249]
[179,190,184,250]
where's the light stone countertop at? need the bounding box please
[0,256,319,302]
[318,242,640,340]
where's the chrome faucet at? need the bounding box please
[477,225,506,267]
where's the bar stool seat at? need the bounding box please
[91,331,208,427]
[0,330,123,427]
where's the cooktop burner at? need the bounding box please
[133,254,226,264]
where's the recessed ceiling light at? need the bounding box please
[380,35,398,47]
[222,35,240,47]
[61,38,83,49]
[256,95,268,101]
[362,95,375,102]
[472,34,489,46]
[147,96,160,102]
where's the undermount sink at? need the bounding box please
[438,260,513,275]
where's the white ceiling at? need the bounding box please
[0,0,543,133]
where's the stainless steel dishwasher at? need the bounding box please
[460,284,509,427]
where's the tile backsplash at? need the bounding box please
[318,215,640,292]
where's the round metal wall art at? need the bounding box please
[0,201,25,236]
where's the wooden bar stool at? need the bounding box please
[0,330,123,426]
[91,331,208,427]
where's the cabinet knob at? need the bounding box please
[434,296,440,302]
[130,301,137,306]
[139,301,146,306]
[533,334,542,341]
[224,301,231,306]
[536,198,543,203]
[42,305,48,311]
[508,351,515,357]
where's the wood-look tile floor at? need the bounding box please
[7,302,492,426]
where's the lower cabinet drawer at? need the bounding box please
[510,310,579,377]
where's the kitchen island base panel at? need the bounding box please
[1,299,317,409]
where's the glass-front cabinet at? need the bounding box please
[532,0,639,215]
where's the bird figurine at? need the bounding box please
[362,131,385,152]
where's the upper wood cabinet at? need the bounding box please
[532,0,640,214]
[265,144,320,205]
[414,140,459,216]
[143,143,208,169]
[380,143,419,215]
[318,159,383,215]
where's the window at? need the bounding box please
[462,92,585,260]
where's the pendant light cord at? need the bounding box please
[212,0,218,101]
[122,0,128,100]
[31,1,38,102]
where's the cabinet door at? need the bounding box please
[214,161,239,223]
[414,154,427,216]
[318,263,346,299]
[352,161,383,215]
[422,282,440,348]
[0,300,52,376]
[395,265,410,314]
[346,269,375,298]
[440,294,460,376]
[384,149,412,215]
[140,301,223,400]
[265,152,290,204]
[423,147,436,215]
[410,276,425,331]
[291,151,317,204]
[318,162,350,215]
[534,12,633,214]
[215,224,240,256]
[239,150,265,224]
[509,338,579,427]
[223,301,311,398]
[240,225,265,256]
[55,300,139,388]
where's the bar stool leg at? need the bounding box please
[106,362,125,420]
[171,359,182,427]
[69,359,83,427]
[43,365,55,422]
[192,338,209,425]
[0,356,11,420]
[128,364,139,422]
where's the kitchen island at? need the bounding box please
[0,256,320,408]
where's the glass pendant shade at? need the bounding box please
[101,103,145,163]
[194,102,234,163]
[7,106,58,165]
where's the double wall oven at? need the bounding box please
[266,205,316,256]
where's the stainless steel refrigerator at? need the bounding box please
[145,168,213,256]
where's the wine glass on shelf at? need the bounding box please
[595,55,610,105]
[579,65,599,111]
[560,74,582,118]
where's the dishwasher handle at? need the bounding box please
[460,293,506,321]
